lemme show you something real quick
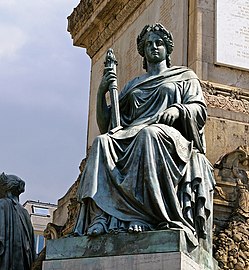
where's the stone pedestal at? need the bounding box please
[43,252,203,270]
[42,230,219,270]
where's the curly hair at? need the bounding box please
[0,172,25,198]
[137,23,174,70]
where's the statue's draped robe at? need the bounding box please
[75,66,215,245]
[0,198,35,270]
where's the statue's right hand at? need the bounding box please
[98,67,117,95]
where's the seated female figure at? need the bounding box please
[74,24,215,247]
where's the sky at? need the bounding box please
[0,0,91,204]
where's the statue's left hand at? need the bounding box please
[158,107,180,126]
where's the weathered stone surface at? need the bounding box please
[214,219,249,270]
[216,1,249,71]
[202,81,249,115]
[213,147,249,224]
[188,1,249,89]
[51,156,88,235]
[43,252,207,270]
[212,147,249,269]
[46,230,188,260]
[67,0,148,58]
[44,230,219,270]
[201,81,249,164]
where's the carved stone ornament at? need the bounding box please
[67,0,147,57]
[213,146,249,269]
[201,81,249,115]
[60,155,90,236]
[67,0,102,38]
[44,223,63,240]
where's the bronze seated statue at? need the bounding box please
[74,23,215,249]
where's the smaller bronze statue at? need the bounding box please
[0,173,36,270]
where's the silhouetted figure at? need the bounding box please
[0,173,36,270]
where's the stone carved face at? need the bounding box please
[144,32,167,65]
[137,24,174,70]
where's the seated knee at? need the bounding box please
[93,134,109,145]
[138,126,158,139]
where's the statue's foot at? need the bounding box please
[128,222,148,233]
[87,223,105,237]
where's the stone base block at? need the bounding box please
[43,252,203,270]
[43,230,219,270]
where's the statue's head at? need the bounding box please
[0,172,25,198]
[137,23,174,70]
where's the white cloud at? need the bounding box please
[0,0,16,8]
[0,25,27,60]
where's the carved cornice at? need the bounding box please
[67,0,102,37]
[201,81,249,114]
[67,0,145,58]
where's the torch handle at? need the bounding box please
[104,48,122,133]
